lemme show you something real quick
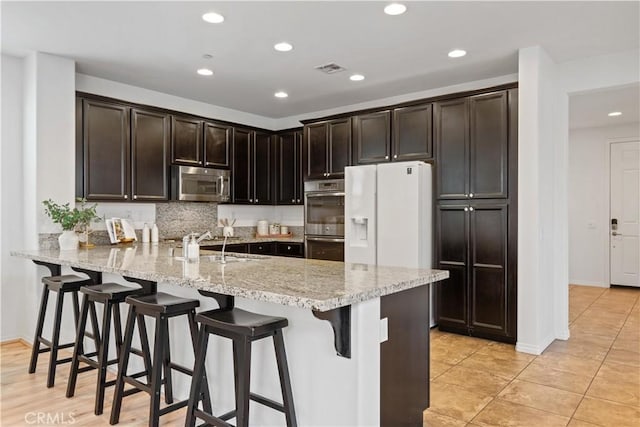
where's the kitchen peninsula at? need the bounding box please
[12,245,448,426]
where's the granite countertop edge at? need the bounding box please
[11,248,449,312]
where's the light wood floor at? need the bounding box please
[1,285,638,426]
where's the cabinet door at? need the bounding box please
[328,118,351,177]
[469,92,508,198]
[295,131,303,203]
[353,111,391,164]
[204,122,231,168]
[435,98,468,199]
[171,116,202,165]
[232,128,252,203]
[276,132,298,205]
[131,108,170,201]
[304,123,328,180]
[435,203,468,329]
[253,131,273,205]
[82,99,130,201]
[469,202,509,336]
[393,104,433,161]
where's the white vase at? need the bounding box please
[58,230,79,251]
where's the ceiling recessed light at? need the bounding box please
[274,42,293,52]
[608,111,622,117]
[202,12,224,24]
[202,54,213,60]
[197,68,213,76]
[350,74,365,81]
[384,3,407,15]
[448,49,467,58]
[274,91,288,98]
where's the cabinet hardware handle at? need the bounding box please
[469,193,474,198]
[249,199,253,202]
[394,155,398,159]
[297,199,300,203]
[385,155,389,160]
[464,207,469,212]
[292,199,295,203]
[133,195,137,200]
[124,195,128,200]
[255,199,259,203]
[469,207,474,211]
[287,246,291,250]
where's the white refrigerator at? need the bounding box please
[345,161,435,326]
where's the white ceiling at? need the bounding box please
[2,1,639,120]
[570,83,640,130]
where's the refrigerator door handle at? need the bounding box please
[305,192,345,198]
[306,237,345,243]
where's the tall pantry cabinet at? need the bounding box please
[435,88,518,343]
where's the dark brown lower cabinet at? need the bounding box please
[436,200,516,342]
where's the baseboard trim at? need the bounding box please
[1,338,31,347]
[516,333,556,355]
[555,329,570,341]
[569,280,608,288]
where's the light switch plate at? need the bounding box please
[380,317,388,343]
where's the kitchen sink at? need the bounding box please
[174,255,254,263]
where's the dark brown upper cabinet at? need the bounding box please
[435,91,509,200]
[204,122,231,168]
[78,98,170,202]
[130,108,170,201]
[232,128,273,205]
[304,118,351,180]
[393,104,433,161]
[80,98,130,201]
[434,98,468,199]
[353,110,391,164]
[469,92,509,199]
[171,116,203,166]
[276,130,303,205]
[353,105,433,165]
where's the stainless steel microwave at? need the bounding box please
[171,165,230,202]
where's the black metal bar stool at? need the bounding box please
[109,292,212,427]
[29,274,99,388]
[66,282,150,415]
[185,307,297,427]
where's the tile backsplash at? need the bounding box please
[39,202,304,248]
[155,202,218,238]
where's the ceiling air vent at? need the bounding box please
[314,62,347,74]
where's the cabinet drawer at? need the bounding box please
[249,242,275,255]
[275,242,304,258]
[201,243,248,253]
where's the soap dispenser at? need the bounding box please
[187,234,200,262]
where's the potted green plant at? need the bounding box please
[43,198,99,250]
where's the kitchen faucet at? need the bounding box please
[196,230,212,243]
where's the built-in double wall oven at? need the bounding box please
[304,179,345,261]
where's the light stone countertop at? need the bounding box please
[11,245,448,312]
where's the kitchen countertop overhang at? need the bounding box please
[12,245,448,312]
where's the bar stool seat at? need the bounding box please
[42,274,93,292]
[109,292,211,427]
[29,274,97,388]
[66,282,148,415]
[185,307,297,427]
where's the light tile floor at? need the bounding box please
[1,285,638,426]
[424,284,640,427]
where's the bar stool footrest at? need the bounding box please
[158,399,189,416]
[123,377,152,394]
[167,361,193,376]
[249,392,285,413]
[194,408,234,427]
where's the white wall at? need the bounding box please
[517,47,639,354]
[76,74,278,131]
[1,55,26,340]
[517,46,561,354]
[569,123,640,286]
